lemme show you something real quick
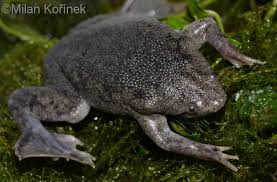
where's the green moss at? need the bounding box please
[0,0,276,181]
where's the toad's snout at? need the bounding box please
[199,90,227,114]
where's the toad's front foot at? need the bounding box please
[15,129,96,167]
[220,45,266,68]
[183,17,266,68]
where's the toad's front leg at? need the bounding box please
[132,113,239,172]
[183,17,266,68]
[8,87,95,166]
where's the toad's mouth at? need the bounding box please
[181,113,206,118]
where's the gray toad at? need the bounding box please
[8,0,265,172]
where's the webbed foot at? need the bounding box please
[134,113,239,172]
[204,145,239,172]
[15,129,96,167]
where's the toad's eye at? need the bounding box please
[189,106,195,112]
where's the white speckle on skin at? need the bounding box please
[212,101,219,106]
[210,75,216,81]
[189,145,198,150]
[67,99,90,123]
[196,100,203,107]
[194,24,207,35]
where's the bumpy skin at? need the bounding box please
[8,1,265,172]
[48,15,226,116]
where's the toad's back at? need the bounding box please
[10,0,255,171]
[44,16,206,114]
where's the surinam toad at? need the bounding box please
[8,0,265,172]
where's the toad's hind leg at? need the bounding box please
[132,113,239,172]
[8,87,95,166]
[183,17,266,68]
[8,56,95,166]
